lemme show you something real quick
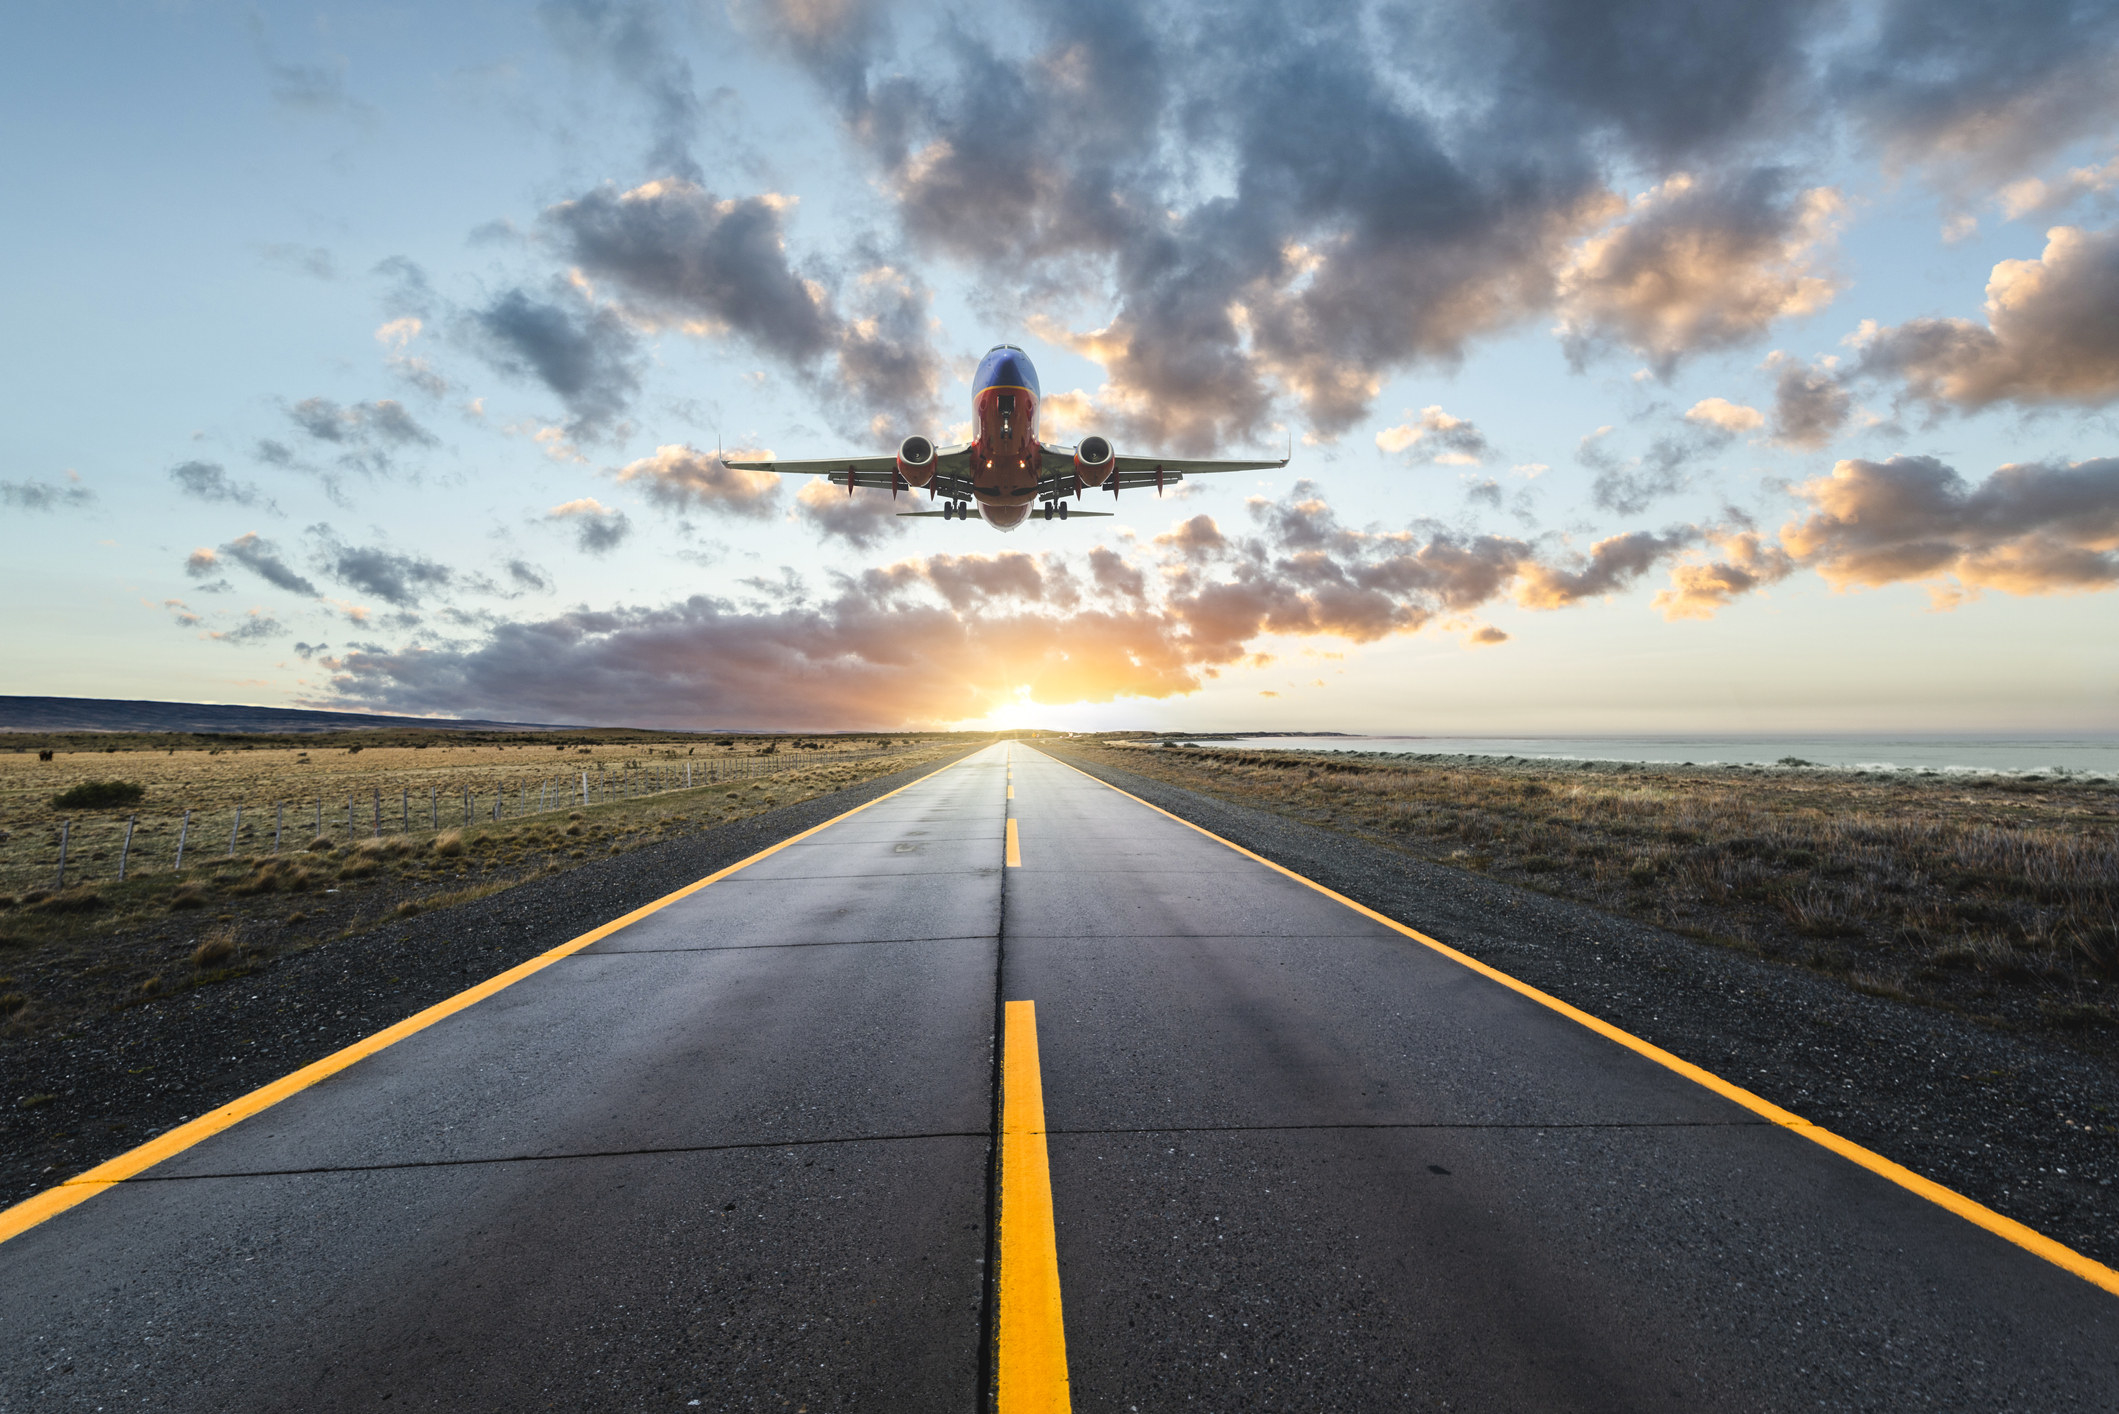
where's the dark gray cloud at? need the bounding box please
[744,0,1859,448]
[1578,426,1713,516]
[538,0,703,181]
[0,473,94,511]
[468,282,644,440]
[547,181,944,434]
[215,532,320,596]
[209,612,286,644]
[795,478,907,549]
[289,397,437,448]
[1831,0,2119,185]
[506,558,553,592]
[726,0,2119,449]
[170,460,276,510]
[546,498,633,554]
[1766,352,1854,448]
[319,537,456,607]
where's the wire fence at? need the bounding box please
[10,743,910,894]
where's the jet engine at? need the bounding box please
[1073,434,1116,487]
[896,434,937,487]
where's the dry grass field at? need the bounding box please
[1063,739,2119,1045]
[0,731,969,1035]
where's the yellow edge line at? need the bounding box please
[1032,747,2119,1300]
[0,754,971,1248]
[1006,817,1022,867]
[998,999,1072,1413]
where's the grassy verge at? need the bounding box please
[1052,739,2119,1048]
[0,743,965,1038]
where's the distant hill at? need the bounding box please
[0,696,573,736]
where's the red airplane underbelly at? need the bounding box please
[971,385,1040,510]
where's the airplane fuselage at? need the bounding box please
[970,346,1043,529]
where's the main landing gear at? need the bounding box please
[1040,501,1070,522]
[943,501,960,520]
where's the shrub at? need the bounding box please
[433,830,466,857]
[30,888,102,914]
[191,931,236,968]
[168,884,207,910]
[51,780,145,810]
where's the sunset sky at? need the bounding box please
[4,0,2117,733]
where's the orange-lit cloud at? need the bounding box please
[615,444,781,515]
[1781,455,2119,602]
[1854,225,2119,410]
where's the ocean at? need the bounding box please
[1209,734,2119,777]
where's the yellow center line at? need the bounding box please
[999,1000,1072,1413]
[1029,747,2119,1301]
[0,755,974,1248]
[1005,817,1022,867]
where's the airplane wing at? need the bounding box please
[725,445,979,500]
[1034,445,1288,502]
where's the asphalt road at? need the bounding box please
[3,744,2116,1411]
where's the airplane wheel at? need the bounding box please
[1059,501,1069,520]
[943,502,956,520]
[1042,503,1053,521]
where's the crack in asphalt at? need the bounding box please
[105,1129,995,1183]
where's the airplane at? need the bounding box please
[724,345,1290,530]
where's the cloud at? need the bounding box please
[170,460,275,510]
[1375,406,1492,464]
[1577,425,1707,516]
[1854,223,2119,410]
[1766,351,1853,448]
[318,536,455,607]
[2000,154,2119,220]
[506,558,553,593]
[1781,454,2119,602]
[1556,170,1843,372]
[317,480,1725,727]
[216,532,320,596]
[614,444,781,516]
[548,179,944,433]
[1831,0,2119,186]
[285,397,440,479]
[209,610,286,644]
[795,477,907,548]
[1684,398,1765,433]
[0,471,94,512]
[468,282,644,440]
[1516,528,1694,609]
[548,497,634,553]
[1653,531,1797,619]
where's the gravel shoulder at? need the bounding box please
[1041,743,2119,1272]
[0,749,978,1208]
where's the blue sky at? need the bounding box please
[3,0,2116,732]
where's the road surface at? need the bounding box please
[2,744,2114,1411]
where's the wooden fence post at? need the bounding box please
[274,802,283,854]
[54,820,70,890]
[175,810,191,872]
[229,807,241,857]
[119,814,137,882]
